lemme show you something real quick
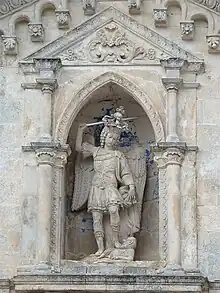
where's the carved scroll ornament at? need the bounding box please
[88,23,146,63]
[192,0,220,14]
[0,0,37,18]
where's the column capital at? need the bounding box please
[36,78,58,94]
[162,77,183,91]
[160,57,187,70]
[152,142,187,167]
[36,148,56,166]
[164,147,184,166]
[34,58,62,79]
[22,142,71,167]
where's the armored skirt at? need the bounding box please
[86,147,134,213]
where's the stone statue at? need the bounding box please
[72,107,147,262]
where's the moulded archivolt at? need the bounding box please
[54,71,165,145]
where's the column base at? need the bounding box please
[17,262,51,274]
[166,135,179,143]
[38,134,53,143]
[157,263,185,275]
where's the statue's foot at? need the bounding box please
[94,249,104,257]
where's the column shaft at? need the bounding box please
[37,163,52,263]
[167,163,181,266]
[167,88,178,142]
[40,89,52,140]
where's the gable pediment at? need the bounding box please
[21,6,204,70]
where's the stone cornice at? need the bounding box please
[0,0,38,19]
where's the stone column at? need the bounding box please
[162,79,182,143]
[160,58,185,143]
[50,146,71,271]
[31,143,70,271]
[181,149,198,272]
[153,142,185,270]
[34,58,61,142]
[165,146,184,269]
[38,81,57,141]
[35,144,56,268]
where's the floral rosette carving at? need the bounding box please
[88,23,146,63]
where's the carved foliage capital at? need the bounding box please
[55,10,70,29]
[34,58,62,73]
[206,35,220,53]
[153,8,167,27]
[160,57,187,70]
[180,21,194,40]
[28,23,44,42]
[153,151,167,169]
[128,0,141,15]
[2,36,17,55]
[83,0,96,15]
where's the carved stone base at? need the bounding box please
[13,268,206,292]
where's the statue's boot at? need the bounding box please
[94,235,104,256]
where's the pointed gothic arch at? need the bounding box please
[54,72,165,144]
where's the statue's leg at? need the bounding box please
[92,210,104,256]
[108,205,121,249]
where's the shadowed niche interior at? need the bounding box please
[64,82,159,261]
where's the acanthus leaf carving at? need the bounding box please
[206,34,220,53]
[88,23,147,63]
[59,23,158,64]
[55,10,70,29]
[28,23,44,42]
[180,21,194,41]
[2,36,17,55]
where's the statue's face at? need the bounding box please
[105,132,119,147]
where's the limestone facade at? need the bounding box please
[0,0,220,293]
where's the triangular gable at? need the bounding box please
[21,6,203,70]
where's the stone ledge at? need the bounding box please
[13,273,206,292]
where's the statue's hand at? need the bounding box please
[128,185,137,204]
[79,123,87,131]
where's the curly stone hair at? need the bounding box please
[100,126,120,148]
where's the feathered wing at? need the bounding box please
[71,133,95,212]
[71,154,94,211]
[120,142,147,238]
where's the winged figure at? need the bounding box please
[72,107,147,261]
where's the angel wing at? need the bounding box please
[71,133,95,212]
[119,142,147,235]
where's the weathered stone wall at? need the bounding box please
[0,0,220,282]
